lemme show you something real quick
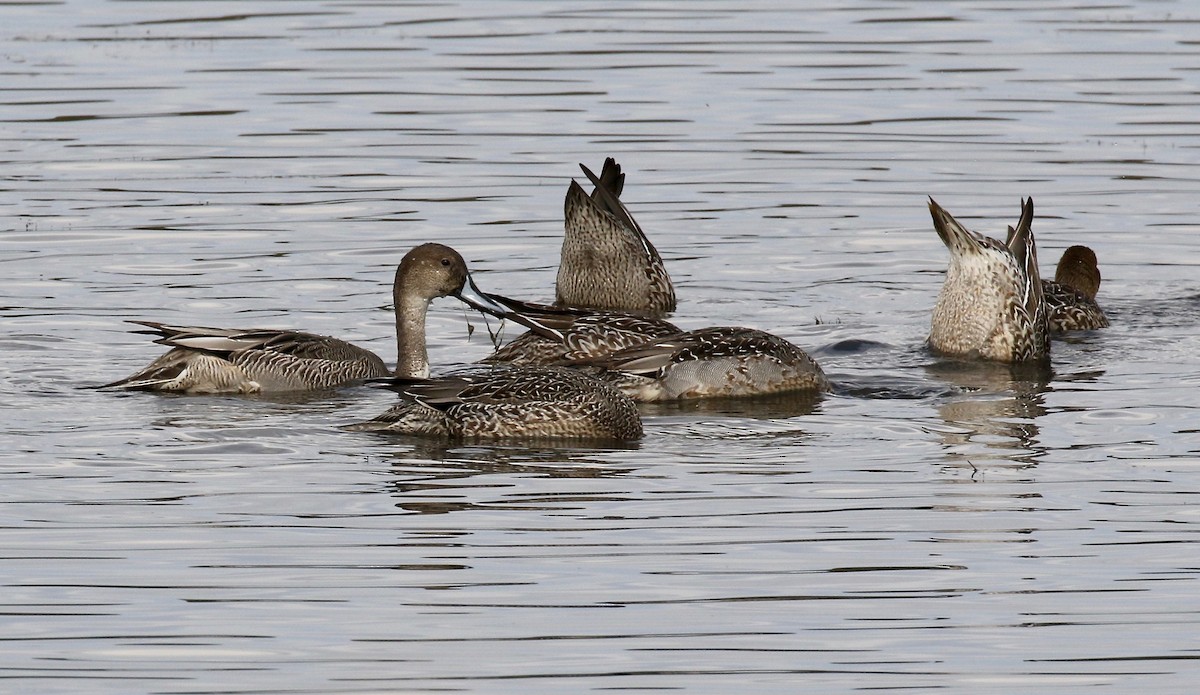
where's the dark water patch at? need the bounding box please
[830,375,957,401]
[815,337,891,354]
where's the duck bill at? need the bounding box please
[454,276,565,341]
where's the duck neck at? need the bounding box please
[394,290,431,379]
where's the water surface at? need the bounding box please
[3,1,1200,693]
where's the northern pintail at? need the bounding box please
[99,322,388,393]
[1043,245,1108,332]
[455,292,830,402]
[556,158,676,317]
[99,245,520,392]
[331,246,643,440]
[100,243,488,393]
[344,364,643,440]
[584,326,831,401]
[476,295,682,365]
[928,197,1049,362]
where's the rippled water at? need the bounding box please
[4,1,1200,693]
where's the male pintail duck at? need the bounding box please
[928,197,1049,363]
[455,292,829,402]
[101,244,528,394]
[556,158,676,317]
[1043,245,1108,332]
[344,364,643,440]
[98,322,388,393]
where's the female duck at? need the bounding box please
[345,364,643,440]
[1043,245,1109,332]
[928,197,1048,362]
[478,295,682,366]
[556,158,676,316]
[456,291,829,402]
[583,326,830,402]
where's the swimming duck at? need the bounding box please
[101,244,526,394]
[555,158,676,317]
[455,292,829,402]
[928,197,1049,363]
[345,364,643,440]
[1043,245,1109,332]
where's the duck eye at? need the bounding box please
[440,258,451,266]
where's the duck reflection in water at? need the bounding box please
[927,359,1054,469]
[375,443,638,515]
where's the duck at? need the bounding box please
[454,291,829,402]
[1002,221,1108,334]
[100,243,493,394]
[928,197,1049,363]
[582,326,831,401]
[103,243,641,439]
[344,364,643,440]
[94,244,521,390]
[475,295,682,366]
[1042,245,1109,332]
[555,158,676,317]
[321,246,641,440]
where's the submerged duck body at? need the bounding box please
[457,288,829,402]
[345,364,643,440]
[586,326,830,402]
[555,158,676,317]
[928,198,1049,363]
[1042,245,1108,333]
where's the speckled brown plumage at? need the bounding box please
[586,326,830,402]
[1043,245,1108,332]
[344,364,643,440]
[478,297,681,366]
[555,158,676,317]
[928,197,1049,363]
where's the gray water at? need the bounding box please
[4,1,1200,693]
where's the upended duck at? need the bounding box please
[556,157,676,317]
[928,197,1049,362]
